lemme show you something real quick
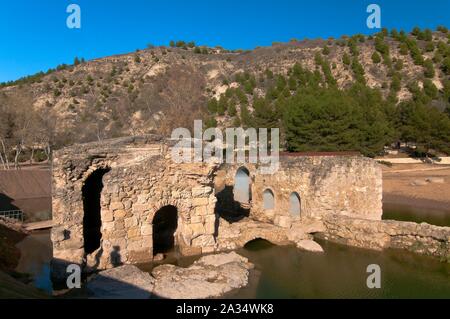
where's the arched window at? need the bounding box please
[234,167,251,203]
[289,192,301,217]
[263,189,275,210]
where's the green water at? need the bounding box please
[383,203,450,227]
[17,205,450,299]
[225,239,450,299]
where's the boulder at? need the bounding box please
[296,240,324,253]
[152,252,253,299]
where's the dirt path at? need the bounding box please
[386,166,450,173]
[382,164,450,212]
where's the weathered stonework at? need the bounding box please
[321,214,450,261]
[214,155,383,224]
[51,135,383,280]
[51,136,219,279]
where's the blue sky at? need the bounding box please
[0,0,449,82]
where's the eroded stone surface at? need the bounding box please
[296,240,324,253]
[51,135,384,280]
[86,265,155,299]
[152,252,253,299]
[322,214,450,261]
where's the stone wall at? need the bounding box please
[51,136,219,279]
[322,214,450,261]
[215,155,382,228]
[51,136,384,280]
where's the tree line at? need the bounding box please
[206,57,450,157]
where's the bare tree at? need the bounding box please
[0,92,39,169]
[158,65,206,135]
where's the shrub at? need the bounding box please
[423,59,435,78]
[371,52,381,64]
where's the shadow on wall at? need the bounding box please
[214,186,250,225]
[214,167,252,225]
[0,193,20,212]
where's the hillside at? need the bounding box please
[1,27,450,161]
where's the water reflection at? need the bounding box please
[226,239,450,299]
[15,230,53,294]
[17,206,450,299]
[383,203,450,227]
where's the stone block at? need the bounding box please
[128,240,143,251]
[102,210,114,222]
[142,235,152,247]
[114,221,125,230]
[114,210,127,220]
[132,204,149,214]
[189,223,206,237]
[110,202,124,211]
[190,215,203,224]
[124,216,138,228]
[192,234,216,247]
[51,227,66,242]
[141,225,153,236]
[137,194,148,204]
[274,215,292,229]
[128,249,152,264]
[110,230,127,239]
[194,206,209,216]
[192,186,213,198]
[124,200,133,209]
[201,246,216,254]
[192,197,209,207]
[127,227,141,239]
[179,245,202,257]
[103,221,115,232]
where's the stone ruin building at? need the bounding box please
[51,135,383,280]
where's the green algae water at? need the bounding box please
[17,212,450,299]
[226,239,450,299]
[383,203,450,227]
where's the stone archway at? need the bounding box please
[263,189,275,210]
[152,205,178,255]
[289,192,301,217]
[234,167,251,204]
[82,168,110,255]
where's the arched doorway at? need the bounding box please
[289,192,301,217]
[82,168,110,255]
[234,167,251,203]
[263,189,275,210]
[152,205,178,255]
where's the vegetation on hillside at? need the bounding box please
[0,26,450,166]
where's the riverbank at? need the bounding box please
[382,164,450,213]
[0,220,48,298]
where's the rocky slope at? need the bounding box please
[1,28,449,149]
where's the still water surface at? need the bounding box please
[17,205,450,299]
[383,203,450,227]
[226,239,450,299]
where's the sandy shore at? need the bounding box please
[382,163,450,212]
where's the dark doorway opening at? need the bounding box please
[82,168,110,255]
[152,205,178,255]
